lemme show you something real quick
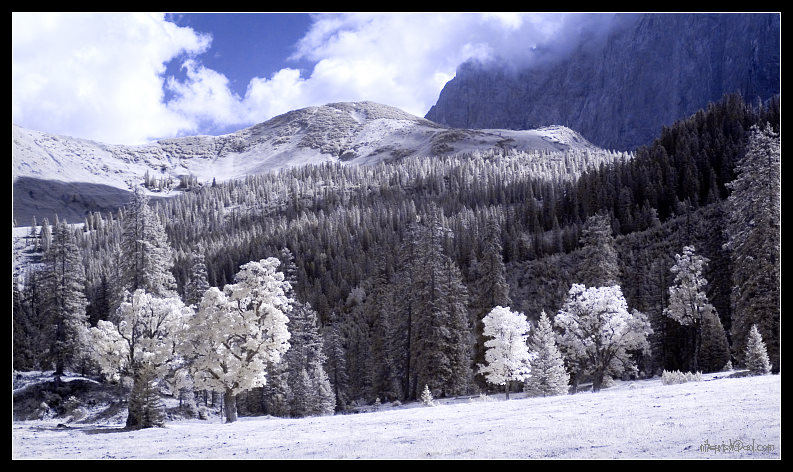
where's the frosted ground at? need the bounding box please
[12,373,780,459]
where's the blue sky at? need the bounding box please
[163,13,316,99]
[12,12,603,144]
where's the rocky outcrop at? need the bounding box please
[426,13,780,150]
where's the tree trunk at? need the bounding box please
[693,322,701,373]
[126,368,145,429]
[592,371,603,393]
[570,371,579,394]
[505,380,511,400]
[223,389,238,423]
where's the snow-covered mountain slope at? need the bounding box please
[13,101,599,188]
[12,101,601,223]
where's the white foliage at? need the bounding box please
[661,370,703,385]
[180,257,293,396]
[525,311,569,396]
[744,325,772,375]
[555,284,651,384]
[664,245,712,326]
[420,384,435,406]
[89,289,192,382]
[478,306,533,387]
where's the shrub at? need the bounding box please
[661,370,703,385]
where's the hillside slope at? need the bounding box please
[13,101,599,223]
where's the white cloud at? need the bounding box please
[12,12,614,144]
[12,12,211,144]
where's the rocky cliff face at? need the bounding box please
[426,13,780,150]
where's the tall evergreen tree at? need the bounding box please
[184,248,210,307]
[323,319,349,411]
[262,359,291,417]
[577,212,620,287]
[285,301,335,417]
[743,324,772,375]
[699,309,731,373]
[405,206,472,398]
[724,123,780,370]
[470,218,511,389]
[40,219,89,379]
[119,187,176,302]
[524,311,569,397]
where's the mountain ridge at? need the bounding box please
[13,101,603,223]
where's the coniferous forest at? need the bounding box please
[13,93,780,422]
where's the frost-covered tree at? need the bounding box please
[524,311,569,397]
[663,246,717,373]
[120,187,176,300]
[310,360,337,414]
[724,124,780,371]
[744,325,771,375]
[40,219,89,380]
[555,284,651,392]
[40,218,52,253]
[89,289,192,429]
[184,249,210,308]
[420,384,435,406]
[478,306,532,399]
[180,258,292,423]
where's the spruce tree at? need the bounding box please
[285,301,335,417]
[577,212,620,287]
[744,325,771,375]
[184,248,210,307]
[309,360,336,415]
[119,187,176,301]
[406,206,472,398]
[420,384,435,406]
[262,360,291,417]
[127,363,166,429]
[724,124,780,371]
[323,320,349,411]
[471,218,511,389]
[364,248,400,401]
[699,309,730,373]
[524,311,569,397]
[40,219,89,379]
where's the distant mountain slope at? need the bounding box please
[426,13,780,150]
[13,101,601,223]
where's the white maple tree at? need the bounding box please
[555,284,651,392]
[179,257,293,423]
[478,305,533,399]
[89,289,193,428]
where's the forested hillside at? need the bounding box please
[13,93,780,417]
